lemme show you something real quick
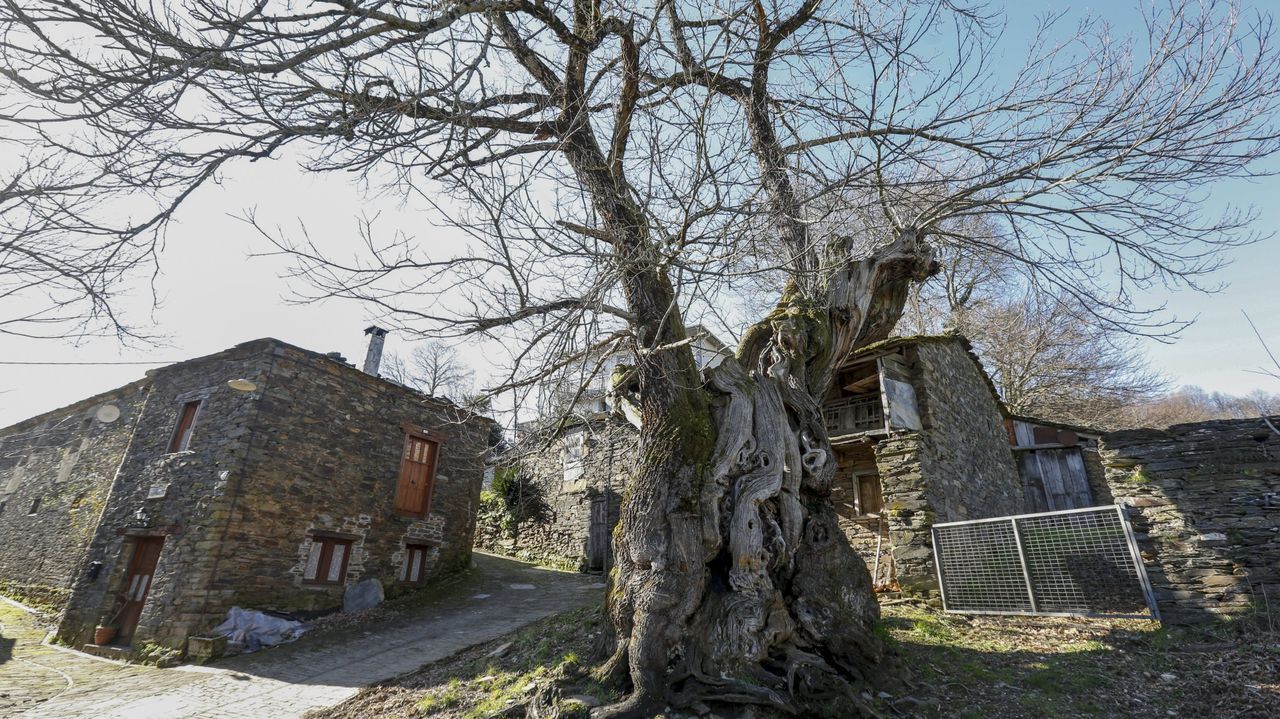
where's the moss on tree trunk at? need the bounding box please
[599,233,937,717]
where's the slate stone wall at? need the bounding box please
[480,419,637,570]
[52,339,492,650]
[57,344,279,648]
[866,341,1023,594]
[212,343,490,622]
[910,342,1024,522]
[0,382,149,610]
[1099,418,1280,623]
[873,435,935,591]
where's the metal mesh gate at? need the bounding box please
[932,505,1159,619]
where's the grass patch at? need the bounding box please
[312,606,620,719]
[312,600,1278,719]
[873,603,1278,718]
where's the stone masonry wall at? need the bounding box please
[874,435,933,590]
[57,344,279,648]
[911,341,1024,522]
[1099,418,1280,623]
[202,343,491,627]
[481,419,637,570]
[0,382,149,610]
[55,339,492,650]
[871,340,1023,594]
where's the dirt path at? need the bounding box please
[2,554,602,719]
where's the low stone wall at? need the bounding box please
[1099,418,1280,623]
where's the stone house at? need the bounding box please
[483,334,1105,590]
[0,332,493,653]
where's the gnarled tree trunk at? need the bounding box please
[601,232,938,718]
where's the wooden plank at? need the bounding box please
[1019,452,1049,513]
[881,377,922,431]
[1012,420,1037,447]
[1037,450,1070,510]
[1062,449,1094,508]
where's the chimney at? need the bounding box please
[362,325,388,376]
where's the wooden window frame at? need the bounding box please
[167,399,203,453]
[395,422,444,518]
[302,535,353,586]
[400,543,434,583]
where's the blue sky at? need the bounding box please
[0,1,1278,427]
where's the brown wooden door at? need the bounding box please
[116,537,164,645]
[395,435,438,515]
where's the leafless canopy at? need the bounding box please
[2,0,1277,369]
[381,340,476,400]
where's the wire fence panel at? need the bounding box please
[932,506,1159,620]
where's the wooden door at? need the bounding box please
[116,537,164,645]
[396,434,438,516]
[587,497,611,571]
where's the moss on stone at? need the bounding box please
[1128,466,1154,483]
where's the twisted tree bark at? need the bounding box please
[602,232,938,718]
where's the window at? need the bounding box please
[168,400,202,453]
[303,536,352,585]
[28,497,40,515]
[400,544,433,583]
[395,427,441,516]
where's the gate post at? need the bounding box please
[1009,517,1039,613]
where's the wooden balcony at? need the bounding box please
[823,394,885,438]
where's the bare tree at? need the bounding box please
[0,153,158,341]
[3,1,1279,715]
[381,341,475,401]
[898,231,1169,429]
[963,294,1169,429]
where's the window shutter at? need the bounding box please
[169,400,202,453]
[327,543,347,582]
[304,542,323,580]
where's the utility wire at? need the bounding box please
[0,360,178,365]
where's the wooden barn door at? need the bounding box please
[116,537,164,645]
[1020,448,1094,511]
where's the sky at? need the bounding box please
[1,1,1278,428]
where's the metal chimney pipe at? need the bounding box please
[362,326,388,375]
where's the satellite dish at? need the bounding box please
[95,404,121,423]
[227,378,258,392]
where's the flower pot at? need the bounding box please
[94,625,117,645]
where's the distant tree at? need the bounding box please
[1121,385,1280,427]
[899,227,1167,429]
[381,342,475,401]
[963,295,1168,429]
